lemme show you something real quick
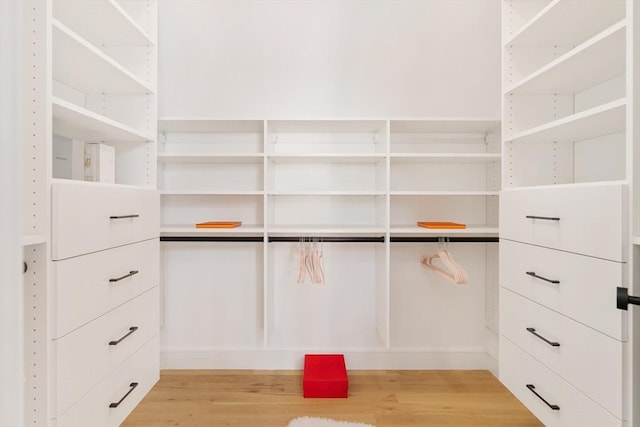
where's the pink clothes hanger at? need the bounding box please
[421,238,468,285]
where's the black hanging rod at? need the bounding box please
[390,236,499,243]
[160,236,498,243]
[268,236,385,243]
[160,236,264,242]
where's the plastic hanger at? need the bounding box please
[296,237,326,285]
[421,238,468,285]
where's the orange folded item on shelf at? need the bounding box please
[417,221,466,229]
[195,221,242,228]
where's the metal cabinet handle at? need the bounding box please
[109,382,139,408]
[109,270,139,283]
[110,214,140,219]
[526,384,560,410]
[526,271,560,284]
[616,287,640,310]
[108,326,138,346]
[526,327,560,347]
[526,215,560,221]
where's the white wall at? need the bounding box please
[0,1,24,426]
[158,0,501,118]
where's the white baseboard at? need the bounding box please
[160,348,492,370]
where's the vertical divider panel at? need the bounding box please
[629,3,640,425]
[23,244,49,427]
[24,0,51,240]
[263,120,269,348]
[383,120,391,348]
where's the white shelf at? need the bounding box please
[52,18,153,94]
[390,225,499,236]
[53,0,154,47]
[161,225,265,236]
[634,237,640,246]
[505,0,625,47]
[52,97,152,141]
[506,98,626,144]
[22,235,47,246]
[268,225,386,235]
[268,191,386,196]
[158,153,264,163]
[390,153,501,163]
[269,120,386,133]
[158,119,264,133]
[390,119,500,133]
[267,153,385,163]
[160,190,264,196]
[390,191,499,196]
[506,20,626,95]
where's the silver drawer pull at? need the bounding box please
[109,270,139,283]
[109,382,138,408]
[526,215,560,221]
[526,327,560,347]
[526,271,560,284]
[526,384,560,411]
[108,326,138,346]
[110,214,140,219]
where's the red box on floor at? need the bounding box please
[303,354,348,398]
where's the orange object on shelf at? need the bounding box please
[195,221,242,228]
[417,221,466,229]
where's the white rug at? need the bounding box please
[287,416,374,427]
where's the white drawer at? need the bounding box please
[52,238,159,338]
[500,182,627,261]
[500,288,624,419]
[499,337,623,427]
[55,335,159,427]
[52,181,159,260]
[500,239,626,340]
[54,287,159,417]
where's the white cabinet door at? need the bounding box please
[500,183,627,262]
[499,337,623,427]
[54,335,160,427]
[52,181,159,260]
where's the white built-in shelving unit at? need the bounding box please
[157,117,501,369]
[500,1,638,426]
[21,1,159,426]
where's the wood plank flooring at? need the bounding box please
[122,370,542,426]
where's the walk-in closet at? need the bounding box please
[2,1,639,426]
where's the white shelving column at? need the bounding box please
[387,119,501,370]
[264,120,389,355]
[157,119,267,367]
[20,1,160,425]
[501,1,635,426]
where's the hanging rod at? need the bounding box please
[160,236,498,243]
[160,236,264,242]
[390,236,499,243]
[268,236,385,243]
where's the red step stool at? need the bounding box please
[303,354,348,398]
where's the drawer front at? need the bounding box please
[500,239,625,340]
[499,337,623,427]
[55,335,159,427]
[500,288,624,419]
[500,183,626,261]
[52,238,159,338]
[54,287,159,417]
[52,181,159,260]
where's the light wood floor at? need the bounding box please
[122,370,542,426]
